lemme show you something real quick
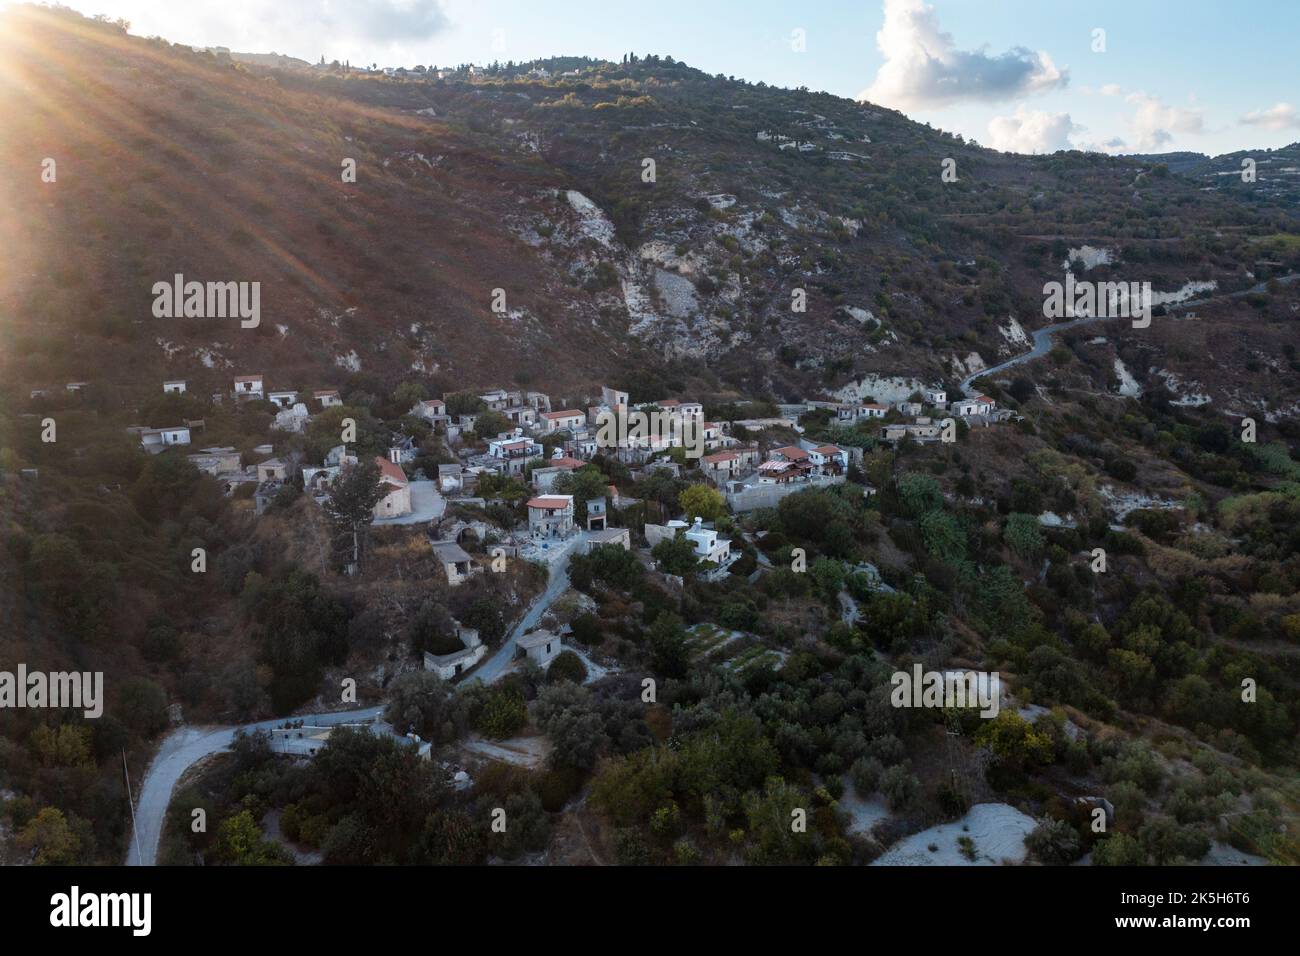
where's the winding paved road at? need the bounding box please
[125,706,385,866]
[469,533,584,684]
[959,314,1112,395]
[126,535,585,864]
[961,272,1298,395]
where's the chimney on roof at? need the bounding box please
[389,448,400,464]
[693,516,703,529]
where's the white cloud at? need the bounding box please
[859,0,1067,110]
[1125,92,1203,150]
[1099,83,1123,97]
[1240,102,1300,130]
[987,107,1080,154]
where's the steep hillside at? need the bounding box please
[2,5,1298,412]
[0,7,657,400]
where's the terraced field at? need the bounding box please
[684,623,787,673]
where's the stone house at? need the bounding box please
[526,495,574,541]
[422,622,484,680]
[256,457,289,482]
[430,540,479,587]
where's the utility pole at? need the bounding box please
[122,749,143,865]
[944,709,966,806]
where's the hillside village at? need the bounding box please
[118,375,1017,525]
[109,372,1023,597]
[2,6,1297,878]
[12,366,1031,711]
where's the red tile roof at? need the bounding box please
[541,409,584,420]
[773,445,810,460]
[526,496,572,510]
[375,456,408,486]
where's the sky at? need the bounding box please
[17,0,1300,156]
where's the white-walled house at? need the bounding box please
[314,389,342,409]
[488,435,542,477]
[163,380,187,394]
[540,409,586,433]
[488,435,542,461]
[805,444,849,475]
[138,425,192,450]
[422,622,485,680]
[952,396,996,417]
[517,629,562,666]
[268,390,298,408]
[683,516,731,565]
[924,388,947,405]
[233,374,264,400]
